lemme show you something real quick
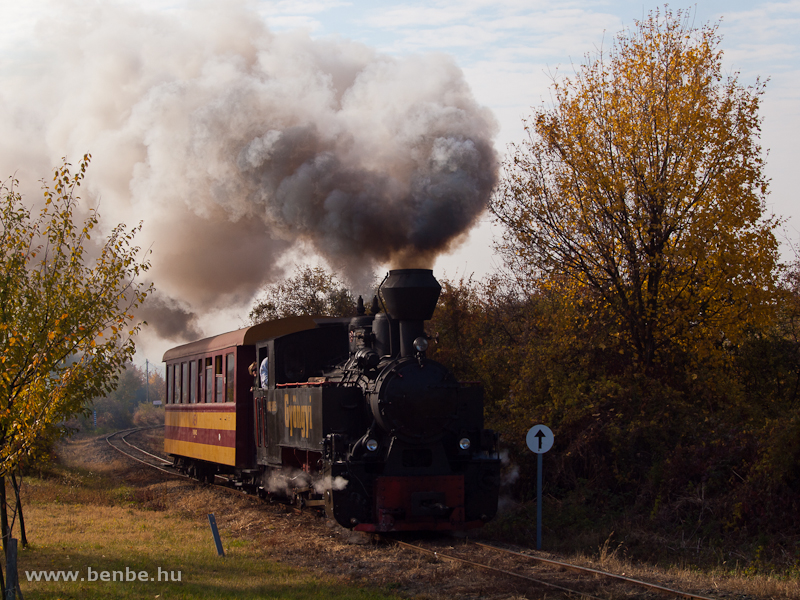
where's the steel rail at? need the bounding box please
[473,542,717,600]
[105,428,293,500]
[105,427,181,478]
[107,428,256,493]
[119,426,171,464]
[386,538,605,600]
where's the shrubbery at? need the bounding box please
[428,267,800,565]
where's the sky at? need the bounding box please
[247,0,800,277]
[1,0,798,364]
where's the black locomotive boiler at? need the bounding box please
[163,269,501,532]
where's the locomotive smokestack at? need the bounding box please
[381,269,441,357]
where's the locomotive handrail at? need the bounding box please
[275,380,338,388]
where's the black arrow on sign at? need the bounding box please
[534,429,545,451]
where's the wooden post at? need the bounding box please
[0,558,5,599]
[207,514,224,557]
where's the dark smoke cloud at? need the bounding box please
[0,2,498,345]
[136,294,203,342]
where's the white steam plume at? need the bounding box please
[0,2,498,343]
[265,468,347,496]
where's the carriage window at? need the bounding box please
[175,362,183,404]
[205,357,213,403]
[189,361,197,403]
[182,364,187,403]
[166,364,172,405]
[226,353,235,402]
[256,399,263,447]
[215,355,223,402]
[198,359,204,403]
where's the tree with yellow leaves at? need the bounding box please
[492,7,780,370]
[0,155,151,562]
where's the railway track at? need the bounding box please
[110,427,719,600]
[105,426,179,476]
[472,542,718,600]
[381,537,719,600]
[105,426,308,508]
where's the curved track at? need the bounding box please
[385,536,603,599]
[109,427,719,600]
[105,426,179,477]
[105,426,283,499]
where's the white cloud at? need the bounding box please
[260,14,325,31]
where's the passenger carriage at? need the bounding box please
[162,315,334,480]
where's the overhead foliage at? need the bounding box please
[249,265,357,323]
[492,7,781,369]
[0,155,152,477]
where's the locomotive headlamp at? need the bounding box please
[366,438,379,452]
[413,336,429,353]
[459,438,471,450]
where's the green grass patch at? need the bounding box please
[15,466,401,599]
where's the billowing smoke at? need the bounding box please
[0,2,498,344]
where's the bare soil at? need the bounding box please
[52,429,792,600]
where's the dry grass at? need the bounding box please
[485,497,800,599]
[19,502,350,599]
[556,533,800,600]
[10,431,798,600]
[12,438,403,600]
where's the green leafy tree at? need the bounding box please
[249,265,357,323]
[0,156,151,559]
[492,7,780,370]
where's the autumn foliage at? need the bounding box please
[492,8,780,370]
[428,8,799,563]
[0,156,152,476]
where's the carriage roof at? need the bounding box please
[161,315,340,362]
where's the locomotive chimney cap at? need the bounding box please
[380,269,441,321]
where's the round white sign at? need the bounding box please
[526,425,554,454]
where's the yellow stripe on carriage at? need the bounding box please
[164,438,236,466]
[165,409,236,431]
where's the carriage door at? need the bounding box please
[254,343,270,464]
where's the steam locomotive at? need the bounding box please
[162,269,500,532]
